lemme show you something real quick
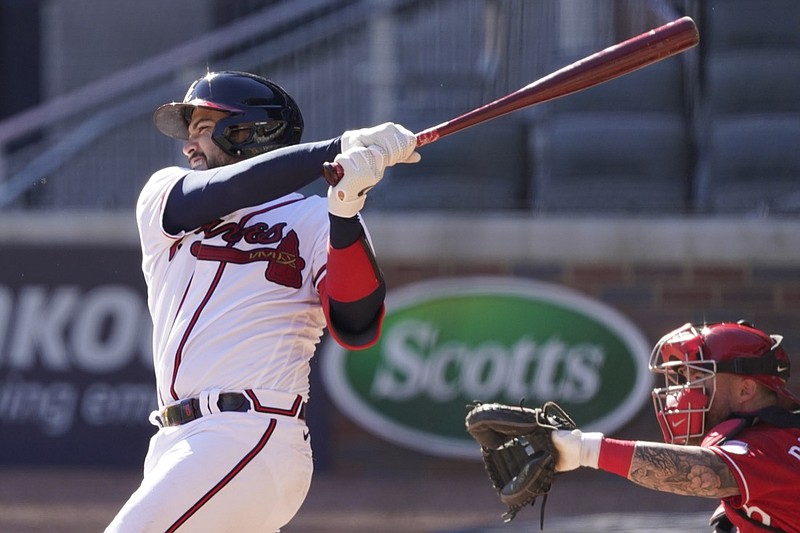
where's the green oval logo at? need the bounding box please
[320,277,651,459]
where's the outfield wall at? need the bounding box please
[2,212,799,467]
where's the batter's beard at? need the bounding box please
[190,150,242,170]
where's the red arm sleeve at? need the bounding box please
[319,215,386,349]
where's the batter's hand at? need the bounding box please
[341,122,421,167]
[328,146,385,218]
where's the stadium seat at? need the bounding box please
[694,115,800,213]
[544,55,687,115]
[694,1,800,214]
[533,113,691,213]
[701,0,800,52]
[701,50,800,116]
[373,117,529,211]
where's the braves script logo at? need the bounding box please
[169,217,306,289]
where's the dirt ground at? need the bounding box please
[0,402,720,532]
[0,462,717,533]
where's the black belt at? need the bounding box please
[160,392,306,427]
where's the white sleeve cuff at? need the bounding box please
[580,432,605,469]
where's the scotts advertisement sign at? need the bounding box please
[321,277,652,460]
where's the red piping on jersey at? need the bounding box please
[175,274,193,325]
[164,418,277,532]
[170,262,227,400]
[245,390,304,416]
[238,197,302,226]
[162,273,193,405]
[312,264,327,288]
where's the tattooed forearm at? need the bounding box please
[627,443,740,498]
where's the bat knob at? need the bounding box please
[322,162,343,186]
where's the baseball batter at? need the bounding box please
[105,71,419,532]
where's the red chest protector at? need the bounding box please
[704,406,800,533]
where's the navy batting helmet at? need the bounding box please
[153,71,304,157]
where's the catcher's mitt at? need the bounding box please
[465,400,576,527]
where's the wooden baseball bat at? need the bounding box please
[322,15,699,186]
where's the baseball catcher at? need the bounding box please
[465,400,577,528]
[468,321,800,532]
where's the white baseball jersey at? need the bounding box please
[107,165,329,532]
[137,166,330,407]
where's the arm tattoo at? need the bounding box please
[627,443,740,498]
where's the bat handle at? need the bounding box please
[322,161,343,186]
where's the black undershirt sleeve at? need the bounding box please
[163,138,341,234]
[328,212,365,248]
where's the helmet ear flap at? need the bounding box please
[211,114,244,157]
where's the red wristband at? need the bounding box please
[597,438,636,478]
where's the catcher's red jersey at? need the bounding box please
[706,424,800,532]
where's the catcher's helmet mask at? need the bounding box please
[650,320,800,444]
[153,71,303,158]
